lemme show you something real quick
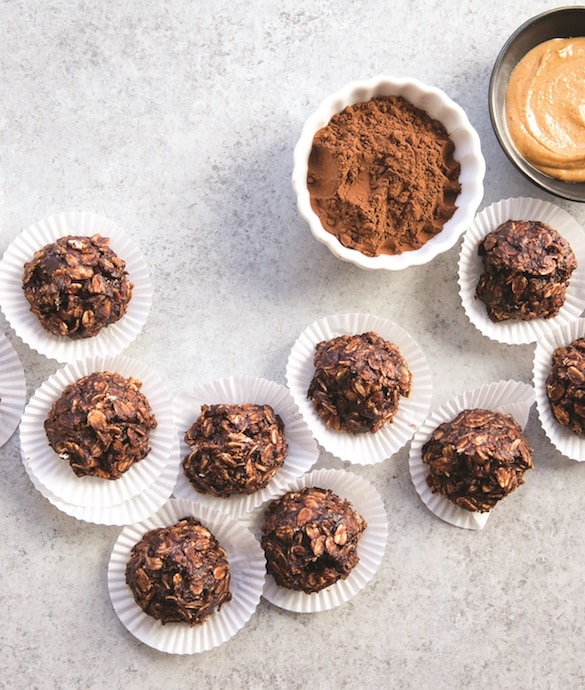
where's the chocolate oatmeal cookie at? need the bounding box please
[261,486,367,593]
[307,331,412,434]
[546,337,585,436]
[44,370,157,479]
[22,234,133,339]
[476,219,576,322]
[422,408,534,512]
[182,403,288,497]
[125,516,231,625]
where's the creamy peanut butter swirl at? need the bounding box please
[505,37,585,182]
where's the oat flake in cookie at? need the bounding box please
[475,220,577,322]
[261,486,367,594]
[125,516,231,626]
[44,371,157,480]
[422,408,534,513]
[546,337,585,436]
[182,403,288,497]
[307,331,412,434]
[22,234,133,339]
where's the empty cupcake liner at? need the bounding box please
[173,375,319,520]
[0,332,26,448]
[107,497,266,654]
[286,313,432,464]
[533,318,585,462]
[458,197,585,345]
[254,467,388,614]
[20,354,178,511]
[409,379,535,530]
[0,211,152,363]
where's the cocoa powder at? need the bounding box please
[307,96,461,257]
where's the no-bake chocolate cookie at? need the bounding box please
[44,370,157,480]
[125,516,231,625]
[261,486,367,593]
[546,337,585,436]
[22,234,133,339]
[307,331,412,434]
[182,403,288,497]
[422,408,534,512]
[475,219,577,322]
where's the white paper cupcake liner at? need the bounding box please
[0,211,152,362]
[409,379,535,530]
[458,197,585,345]
[0,332,26,448]
[22,446,179,525]
[286,313,432,464]
[533,318,585,462]
[252,467,387,613]
[173,375,319,520]
[20,355,178,511]
[107,497,266,654]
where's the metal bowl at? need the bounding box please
[489,6,585,202]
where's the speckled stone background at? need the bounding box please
[2,1,585,688]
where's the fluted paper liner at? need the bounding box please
[255,467,387,613]
[459,197,585,345]
[0,211,152,362]
[22,449,179,525]
[20,355,178,511]
[0,332,26,448]
[286,313,432,464]
[409,380,535,530]
[533,318,585,462]
[107,498,266,654]
[173,375,319,519]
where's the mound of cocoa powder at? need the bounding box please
[307,95,461,257]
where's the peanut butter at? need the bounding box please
[505,37,585,182]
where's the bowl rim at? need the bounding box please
[292,74,485,271]
[488,6,585,202]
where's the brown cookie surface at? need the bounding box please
[307,331,412,434]
[125,516,231,625]
[44,370,157,480]
[546,337,585,436]
[22,234,133,339]
[261,486,367,593]
[182,403,288,497]
[422,408,534,512]
[476,219,576,322]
